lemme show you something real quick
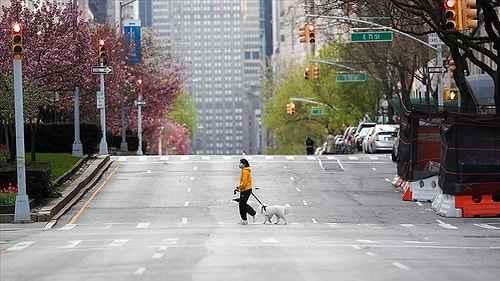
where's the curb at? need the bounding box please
[0,155,111,224]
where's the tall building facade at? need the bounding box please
[150,0,266,155]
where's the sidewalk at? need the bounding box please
[0,155,112,226]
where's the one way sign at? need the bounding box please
[91,66,113,74]
[427,66,447,74]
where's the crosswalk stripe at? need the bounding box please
[7,241,35,251]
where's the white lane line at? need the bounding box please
[58,240,82,249]
[181,217,188,223]
[7,241,35,251]
[184,201,189,207]
[108,239,129,247]
[384,178,391,182]
[356,239,380,244]
[392,262,410,270]
[303,200,308,206]
[351,245,362,250]
[400,224,416,228]
[371,167,377,171]
[336,159,345,171]
[436,220,458,230]
[162,238,178,244]
[59,224,77,230]
[261,238,279,243]
[366,252,377,256]
[474,223,500,230]
[136,223,150,229]
[134,267,147,275]
[152,253,164,259]
[296,187,301,192]
[146,170,152,173]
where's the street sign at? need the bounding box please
[336,73,366,82]
[428,66,447,73]
[311,108,325,115]
[91,66,113,74]
[96,91,104,109]
[428,33,443,45]
[350,31,393,42]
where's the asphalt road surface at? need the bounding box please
[1,154,500,281]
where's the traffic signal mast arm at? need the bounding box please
[289,98,338,111]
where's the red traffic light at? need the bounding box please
[98,39,107,65]
[11,23,23,59]
[443,0,457,9]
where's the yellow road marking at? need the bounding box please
[68,162,121,224]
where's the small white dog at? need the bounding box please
[260,204,291,225]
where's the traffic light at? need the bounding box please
[448,59,456,77]
[449,88,458,101]
[312,66,319,80]
[299,24,308,43]
[307,23,316,43]
[11,23,23,59]
[443,0,463,31]
[461,0,478,29]
[443,87,459,102]
[286,102,296,114]
[304,66,311,80]
[98,39,107,65]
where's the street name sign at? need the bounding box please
[311,108,325,115]
[350,31,393,42]
[336,73,366,82]
[428,66,447,73]
[91,66,113,74]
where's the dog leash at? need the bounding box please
[251,192,267,211]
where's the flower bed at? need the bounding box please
[0,183,18,206]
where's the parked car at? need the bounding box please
[365,125,399,153]
[334,135,344,154]
[362,127,376,153]
[354,127,373,152]
[342,126,357,154]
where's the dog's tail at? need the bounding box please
[284,204,291,215]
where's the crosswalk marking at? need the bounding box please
[108,239,129,247]
[474,223,500,230]
[7,241,35,251]
[136,223,150,229]
[58,240,82,249]
[59,224,76,230]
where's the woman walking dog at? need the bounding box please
[234,158,257,225]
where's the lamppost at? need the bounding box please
[158,126,164,156]
[135,79,145,155]
[119,0,137,152]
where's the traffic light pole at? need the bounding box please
[13,58,30,223]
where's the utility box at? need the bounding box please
[465,74,495,114]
